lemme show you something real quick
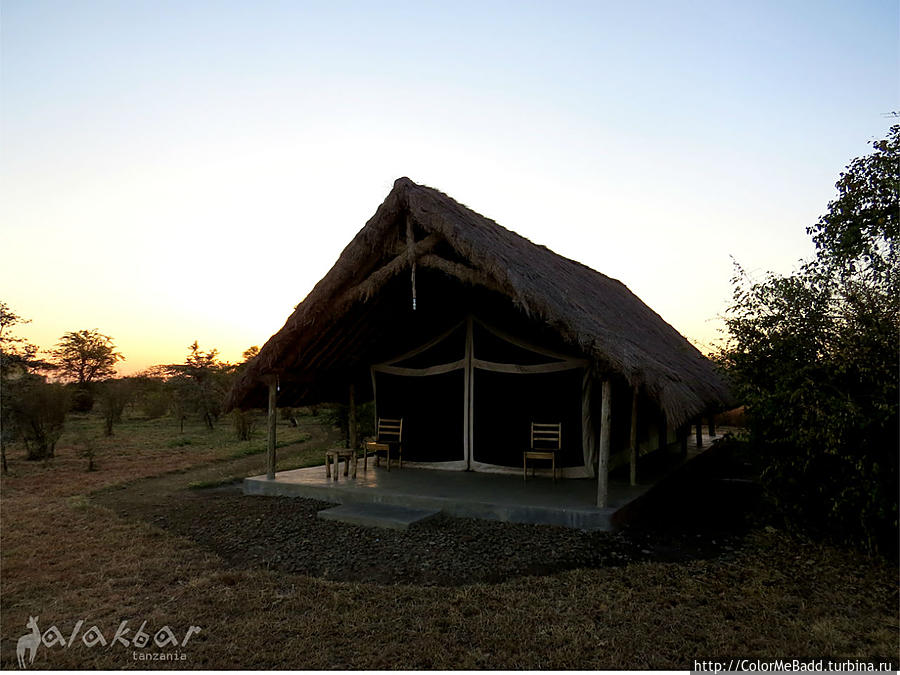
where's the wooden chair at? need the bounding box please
[364,418,403,471]
[523,422,562,482]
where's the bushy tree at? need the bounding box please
[98,379,131,436]
[323,400,375,449]
[167,342,234,430]
[230,346,261,440]
[1,302,55,471]
[49,329,123,412]
[126,367,171,419]
[7,380,69,461]
[231,409,258,441]
[50,329,124,384]
[73,432,97,472]
[719,126,899,555]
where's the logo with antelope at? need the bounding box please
[16,616,40,669]
[13,615,201,668]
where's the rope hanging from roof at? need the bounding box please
[406,214,417,310]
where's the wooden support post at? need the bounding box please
[695,418,703,449]
[266,379,277,480]
[597,379,612,508]
[629,386,639,487]
[348,383,357,451]
[708,415,716,439]
[658,416,668,452]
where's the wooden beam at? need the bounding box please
[708,415,716,439]
[417,255,506,295]
[350,234,441,303]
[348,383,357,451]
[695,418,703,449]
[596,379,612,508]
[277,243,490,378]
[266,379,277,480]
[629,386,639,486]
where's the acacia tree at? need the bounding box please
[1,301,31,355]
[168,342,234,430]
[50,329,124,385]
[719,126,899,555]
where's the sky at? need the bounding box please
[1,0,897,375]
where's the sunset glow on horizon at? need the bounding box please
[2,1,896,376]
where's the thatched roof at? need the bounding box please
[226,177,733,426]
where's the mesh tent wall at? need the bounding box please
[371,317,595,476]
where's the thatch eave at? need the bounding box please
[225,177,735,426]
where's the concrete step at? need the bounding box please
[317,502,440,530]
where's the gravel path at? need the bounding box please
[97,477,754,586]
[93,434,761,587]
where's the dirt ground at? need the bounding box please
[1,414,897,669]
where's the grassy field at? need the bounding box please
[1,411,896,669]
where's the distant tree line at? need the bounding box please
[0,306,263,469]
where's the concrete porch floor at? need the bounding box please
[243,429,723,530]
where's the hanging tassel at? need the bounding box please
[406,215,417,311]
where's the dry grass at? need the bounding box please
[1,413,896,669]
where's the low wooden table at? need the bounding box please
[325,449,357,480]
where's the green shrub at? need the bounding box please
[232,409,258,441]
[141,390,170,419]
[99,379,130,436]
[719,127,899,557]
[321,400,374,448]
[69,386,94,413]
[8,380,69,460]
[281,407,304,427]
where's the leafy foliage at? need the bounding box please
[6,380,69,461]
[49,329,123,385]
[0,302,31,357]
[69,386,95,413]
[72,432,97,471]
[0,301,52,378]
[98,379,132,436]
[808,127,898,280]
[167,342,235,430]
[719,127,899,556]
[322,401,375,448]
[229,346,263,440]
[125,367,171,419]
[231,409,258,441]
[1,302,55,471]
